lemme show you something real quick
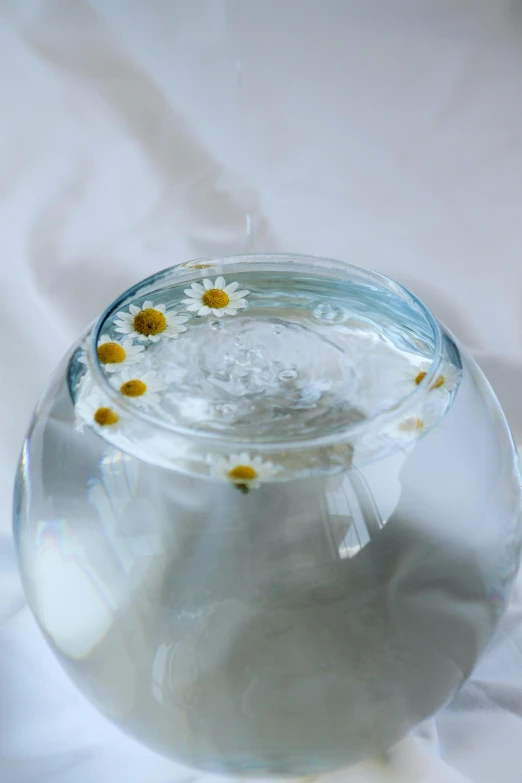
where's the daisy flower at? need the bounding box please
[397,360,432,394]
[114,301,189,343]
[75,390,123,433]
[182,276,250,317]
[429,363,461,393]
[96,335,145,373]
[209,452,279,491]
[111,369,165,408]
[390,397,447,448]
[398,360,461,395]
[397,415,427,436]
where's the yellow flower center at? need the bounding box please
[202,289,230,309]
[133,308,166,336]
[432,374,445,389]
[94,407,119,426]
[97,342,126,364]
[120,379,147,397]
[227,465,257,481]
[415,371,427,385]
[399,417,424,433]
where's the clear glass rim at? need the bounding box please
[88,252,443,453]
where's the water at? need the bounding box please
[74,269,456,472]
[14,262,522,775]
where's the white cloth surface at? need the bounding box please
[1,1,522,781]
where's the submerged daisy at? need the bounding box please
[209,452,279,492]
[182,277,250,317]
[398,416,426,434]
[114,301,189,343]
[392,396,447,444]
[96,335,145,372]
[111,369,165,408]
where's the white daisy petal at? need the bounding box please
[215,276,226,289]
[142,301,154,309]
[114,322,134,336]
[166,328,187,339]
[230,290,250,299]
[224,282,239,294]
[203,279,213,290]
[184,290,201,299]
[199,306,212,316]
[156,304,166,313]
[129,304,141,315]
[123,338,144,353]
[114,318,130,326]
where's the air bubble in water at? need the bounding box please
[214,403,234,417]
[312,302,347,323]
[273,324,284,335]
[236,350,251,367]
[223,353,235,368]
[209,319,224,330]
[234,335,245,347]
[278,368,298,382]
[248,347,264,362]
[211,369,231,382]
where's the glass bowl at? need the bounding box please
[13,253,522,776]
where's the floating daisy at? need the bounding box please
[75,390,123,433]
[114,301,189,342]
[182,276,250,317]
[96,335,145,372]
[401,360,432,391]
[111,369,165,408]
[209,452,279,491]
[429,363,461,393]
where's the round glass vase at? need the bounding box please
[13,253,522,776]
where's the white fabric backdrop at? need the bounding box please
[1,2,522,781]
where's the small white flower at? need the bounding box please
[397,360,461,396]
[389,398,446,448]
[397,360,432,395]
[209,452,279,488]
[96,335,145,372]
[429,363,461,393]
[111,369,165,408]
[182,276,250,317]
[75,389,123,433]
[114,301,189,342]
